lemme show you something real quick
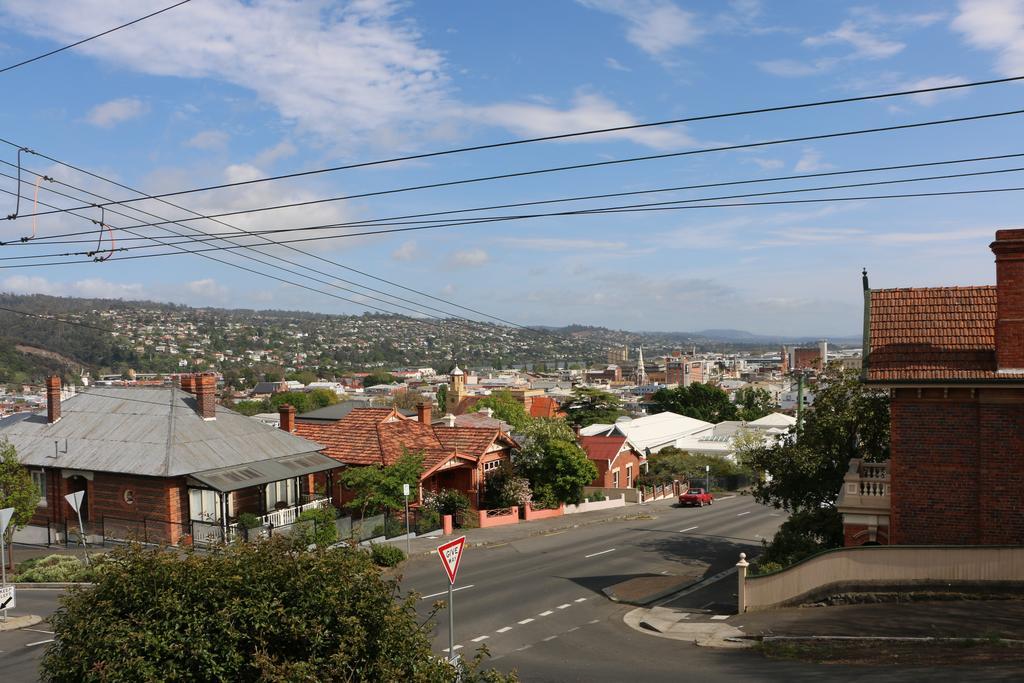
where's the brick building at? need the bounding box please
[840,229,1024,546]
[0,374,337,545]
[579,435,644,489]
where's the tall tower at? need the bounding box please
[634,346,648,385]
[450,364,466,399]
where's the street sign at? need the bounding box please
[436,536,466,584]
[403,483,410,497]
[65,490,85,513]
[0,586,14,611]
[0,507,13,537]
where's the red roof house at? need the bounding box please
[839,229,1024,546]
[580,435,644,489]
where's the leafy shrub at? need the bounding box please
[416,508,441,534]
[236,512,262,530]
[370,543,406,567]
[482,461,532,509]
[15,554,104,583]
[425,488,471,517]
[41,540,514,681]
[758,507,843,569]
[589,490,606,502]
[370,516,406,539]
[292,506,338,548]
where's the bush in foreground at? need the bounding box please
[371,543,406,567]
[41,539,515,682]
[15,554,104,583]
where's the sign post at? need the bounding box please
[436,536,466,664]
[0,507,14,623]
[705,464,710,493]
[65,491,90,566]
[403,483,411,556]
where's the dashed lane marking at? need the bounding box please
[516,645,532,651]
[711,615,730,620]
[518,618,535,625]
[26,639,55,647]
[421,584,475,600]
[574,597,587,603]
[584,548,616,558]
[496,626,513,633]
[23,628,55,635]
[736,511,751,517]
[471,635,489,642]
[567,627,580,633]
[543,635,558,642]
[539,610,554,617]
[716,495,736,501]
[557,603,571,609]
[679,526,699,533]
[588,619,600,624]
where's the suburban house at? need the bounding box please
[839,229,1024,546]
[0,374,338,545]
[580,411,714,455]
[285,402,517,508]
[579,435,644,489]
[672,412,796,460]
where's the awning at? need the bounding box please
[187,451,340,492]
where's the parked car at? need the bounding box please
[678,487,713,507]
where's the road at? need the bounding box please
[0,587,63,681]
[400,494,782,678]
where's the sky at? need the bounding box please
[0,0,1022,337]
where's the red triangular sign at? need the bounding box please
[437,536,466,584]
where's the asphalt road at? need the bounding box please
[0,587,63,681]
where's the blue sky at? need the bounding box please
[0,0,1022,336]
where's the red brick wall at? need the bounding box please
[890,388,1024,545]
[843,523,890,546]
[589,460,611,488]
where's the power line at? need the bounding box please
[3,73,1022,200]
[0,1,193,75]
[6,152,1024,248]
[9,107,1023,229]
[0,304,115,333]
[4,184,1022,268]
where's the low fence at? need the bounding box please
[565,494,626,515]
[522,503,564,521]
[737,545,1024,612]
[583,486,642,504]
[478,506,519,528]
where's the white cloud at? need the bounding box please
[577,0,702,57]
[903,75,969,105]
[85,97,148,128]
[185,129,230,150]
[794,148,834,173]
[499,237,627,251]
[184,277,229,302]
[448,248,489,267]
[952,0,1024,76]
[749,157,785,170]
[1,275,146,299]
[475,92,695,150]
[604,56,631,71]
[804,20,905,59]
[0,1,451,145]
[252,140,297,168]
[756,58,836,77]
[391,240,419,261]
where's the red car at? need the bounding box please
[678,488,713,507]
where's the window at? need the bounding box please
[265,479,297,510]
[612,470,619,488]
[31,470,46,507]
[189,488,222,522]
[626,464,633,488]
[483,460,501,475]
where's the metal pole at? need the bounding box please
[75,507,91,566]
[1,534,6,623]
[448,581,456,664]
[404,494,411,556]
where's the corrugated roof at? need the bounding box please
[866,286,1024,381]
[0,387,325,477]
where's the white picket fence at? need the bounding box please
[261,497,332,527]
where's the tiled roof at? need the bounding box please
[866,286,1024,381]
[434,425,504,456]
[580,435,628,462]
[528,396,560,418]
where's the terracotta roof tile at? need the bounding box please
[580,435,628,461]
[866,286,1024,382]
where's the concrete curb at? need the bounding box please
[623,607,749,648]
[0,614,43,631]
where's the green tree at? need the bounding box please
[560,387,626,428]
[650,383,738,422]
[637,446,747,487]
[0,439,37,572]
[285,370,317,386]
[468,390,530,431]
[41,540,514,682]
[734,386,777,422]
[362,371,395,388]
[515,419,597,506]
[340,450,424,518]
[436,384,448,414]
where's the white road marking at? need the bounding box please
[26,639,55,647]
[496,626,513,633]
[518,618,535,625]
[716,495,736,501]
[23,628,55,635]
[679,526,699,533]
[588,619,600,624]
[584,548,616,558]
[574,597,587,603]
[557,603,571,609]
[543,635,558,642]
[567,626,580,632]
[539,610,554,616]
[516,645,532,651]
[736,511,751,517]
[471,635,489,642]
[711,615,730,620]
[421,584,475,600]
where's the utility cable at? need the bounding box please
[0,0,193,75]
[8,107,1023,227]
[2,72,1022,199]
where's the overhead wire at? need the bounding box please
[3,73,1023,205]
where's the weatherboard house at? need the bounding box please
[840,229,1024,546]
[0,373,338,545]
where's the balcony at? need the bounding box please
[837,458,890,545]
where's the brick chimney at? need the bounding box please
[46,375,61,424]
[279,403,296,433]
[180,374,195,394]
[194,373,217,420]
[417,401,432,424]
[992,229,1024,371]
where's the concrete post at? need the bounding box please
[442,514,453,536]
[736,552,749,614]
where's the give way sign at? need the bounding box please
[436,536,466,584]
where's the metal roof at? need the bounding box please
[188,451,340,492]
[0,387,326,478]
